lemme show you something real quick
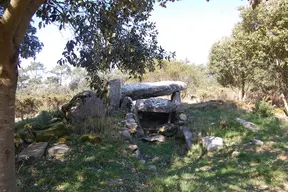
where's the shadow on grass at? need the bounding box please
[17,101,288,192]
[147,100,288,192]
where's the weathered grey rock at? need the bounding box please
[126,122,138,130]
[202,136,223,151]
[18,142,48,160]
[136,128,145,138]
[159,123,178,136]
[235,118,258,132]
[123,118,136,124]
[171,91,181,106]
[132,149,143,159]
[136,98,177,113]
[142,135,165,142]
[126,113,134,119]
[128,144,138,152]
[122,129,132,139]
[109,79,121,110]
[176,120,186,126]
[122,81,187,100]
[179,113,188,121]
[120,96,134,112]
[148,165,157,171]
[128,128,137,134]
[182,127,193,148]
[252,138,264,145]
[62,90,106,122]
[47,143,70,158]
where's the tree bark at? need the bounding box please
[0,26,18,192]
[0,1,46,191]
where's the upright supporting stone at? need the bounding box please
[182,127,193,149]
[133,107,145,138]
[171,91,181,106]
[120,96,134,112]
[109,79,121,110]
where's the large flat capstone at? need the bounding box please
[136,98,177,113]
[121,81,187,100]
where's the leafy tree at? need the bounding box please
[0,0,263,190]
[50,64,71,86]
[140,60,209,97]
[25,61,45,85]
[238,0,288,109]
[0,0,177,189]
[17,67,29,89]
[20,23,43,59]
[69,67,88,90]
[208,33,258,100]
[44,76,59,85]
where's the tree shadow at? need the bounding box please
[16,100,288,191]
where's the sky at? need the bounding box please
[21,0,248,70]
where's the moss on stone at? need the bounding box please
[80,134,102,143]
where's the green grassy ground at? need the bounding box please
[17,102,288,192]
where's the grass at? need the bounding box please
[17,101,288,191]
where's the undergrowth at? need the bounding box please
[17,101,288,192]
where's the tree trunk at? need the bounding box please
[0,1,46,191]
[0,38,18,191]
[238,79,246,101]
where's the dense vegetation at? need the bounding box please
[1,0,287,191]
[209,0,288,110]
[17,102,288,191]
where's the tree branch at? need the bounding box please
[13,0,46,48]
[2,0,29,36]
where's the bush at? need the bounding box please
[15,97,40,119]
[253,97,274,117]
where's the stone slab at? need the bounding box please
[121,81,187,100]
[47,143,70,157]
[136,98,177,113]
[109,79,121,110]
[18,142,48,160]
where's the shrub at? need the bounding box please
[15,97,40,119]
[253,97,274,117]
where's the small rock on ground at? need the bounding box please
[47,143,70,158]
[142,135,165,142]
[148,165,157,171]
[235,118,258,132]
[202,136,223,151]
[179,113,188,121]
[252,138,264,145]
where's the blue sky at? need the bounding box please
[21,0,248,69]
